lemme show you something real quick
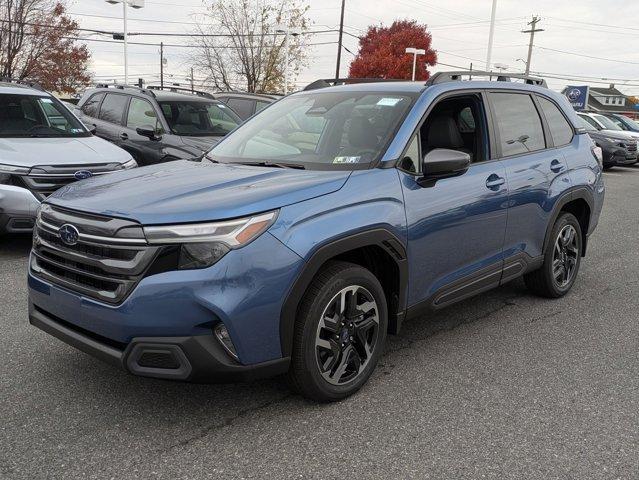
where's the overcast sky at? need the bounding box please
[68,0,639,95]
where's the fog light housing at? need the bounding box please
[214,323,239,361]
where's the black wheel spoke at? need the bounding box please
[315,285,380,386]
[552,224,579,288]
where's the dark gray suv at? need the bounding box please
[75,85,241,166]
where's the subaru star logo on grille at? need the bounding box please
[74,170,93,180]
[59,224,80,246]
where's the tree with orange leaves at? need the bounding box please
[348,20,437,81]
[0,1,90,94]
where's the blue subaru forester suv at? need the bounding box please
[28,72,604,402]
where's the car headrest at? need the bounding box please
[427,115,464,149]
[348,116,378,149]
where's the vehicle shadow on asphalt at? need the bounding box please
[24,278,533,437]
[0,234,32,255]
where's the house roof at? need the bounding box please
[588,94,635,113]
[590,86,625,97]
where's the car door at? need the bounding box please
[489,91,572,271]
[95,93,130,147]
[120,96,166,166]
[401,92,509,310]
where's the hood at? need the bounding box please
[46,160,350,225]
[599,129,639,141]
[588,130,633,142]
[0,135,132,168]
[180,135,222,153]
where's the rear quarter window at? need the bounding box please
[81,93,104,117]
[537,96,574,147]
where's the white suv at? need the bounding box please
[0,80,136,234]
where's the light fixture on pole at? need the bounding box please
[405,47,426,81]
[106,0,145,85]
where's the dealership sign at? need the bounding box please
[565,86,589,110]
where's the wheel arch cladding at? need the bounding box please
[544,187,593,258]
[279,229,408,358]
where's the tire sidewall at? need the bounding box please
[300,266,388,400]
[544,212,583,296]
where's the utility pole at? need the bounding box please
[485,0,497,71]
[160,42,164,88]
[190,67,194,93]
[522,16,543,76]
[335,0,345,80]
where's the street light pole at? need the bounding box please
[485,0,497,71]
[123,0,128,84]
[106,0,144,85]
[405,47,426,81]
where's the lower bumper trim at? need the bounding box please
[29,302,290,383]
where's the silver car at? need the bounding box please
[0,81,136,234]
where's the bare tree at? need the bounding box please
[0,0,90,93]
[193,0,309,93]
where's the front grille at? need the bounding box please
[31,204,161,304]
[17,163,123,200]
[627,143,637,153]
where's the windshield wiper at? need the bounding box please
[236,161,306,170]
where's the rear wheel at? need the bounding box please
[524,212,582,298]
[288,261,387,402]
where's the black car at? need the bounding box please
[577,117,638,168]
[75,85,242,166]
[211,92,280,120]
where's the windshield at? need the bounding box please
[209,90,417,169]
[0,94,89,138]
[158,100,240,137]
[577,117,597,132]
[593,114,622,131]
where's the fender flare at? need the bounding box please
[279,228,408,358]
[542,186,594,256]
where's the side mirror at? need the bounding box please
[136,125,161,140]
[419,148,471,186]
[88,124,97,135]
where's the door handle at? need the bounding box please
[486,174,506,190]
[120,132,129,141]
[550,159,565,173]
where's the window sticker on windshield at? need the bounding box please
[71,128,84,133]
[41,98,54,104]
[218,104,226,108]
[377,97,402,107]
[333,156,361,164]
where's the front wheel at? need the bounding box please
[524,212,582,298]
[288,261,388,402]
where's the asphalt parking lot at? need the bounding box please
[1,167,638,480]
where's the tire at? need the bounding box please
[288,261,388,402]
[524,212,583,298]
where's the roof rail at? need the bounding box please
[94,83,156,97]
[0,77,45,91]
[426,71,547,88]
[146,85,215,99]
[304,78,404,91]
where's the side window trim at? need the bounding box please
[534,94,575,147]
[486,90,547,159]
[530,93,553,149]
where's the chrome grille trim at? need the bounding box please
[31,205,159,305]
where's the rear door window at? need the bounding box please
[81,93,104,117]
[490,93,545,157]
[98,93,129,125]
[537,96,574,147]
[226,98,255,119]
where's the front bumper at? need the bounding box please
[29,303,290,382]
[0,185,40,233]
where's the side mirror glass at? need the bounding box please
[420,148,471,185]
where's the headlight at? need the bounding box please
[0,164,29,175]
[119,158,138,169]
[144,211,278,270]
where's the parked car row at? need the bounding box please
[0,80,280,235]
[576,111,639,169]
